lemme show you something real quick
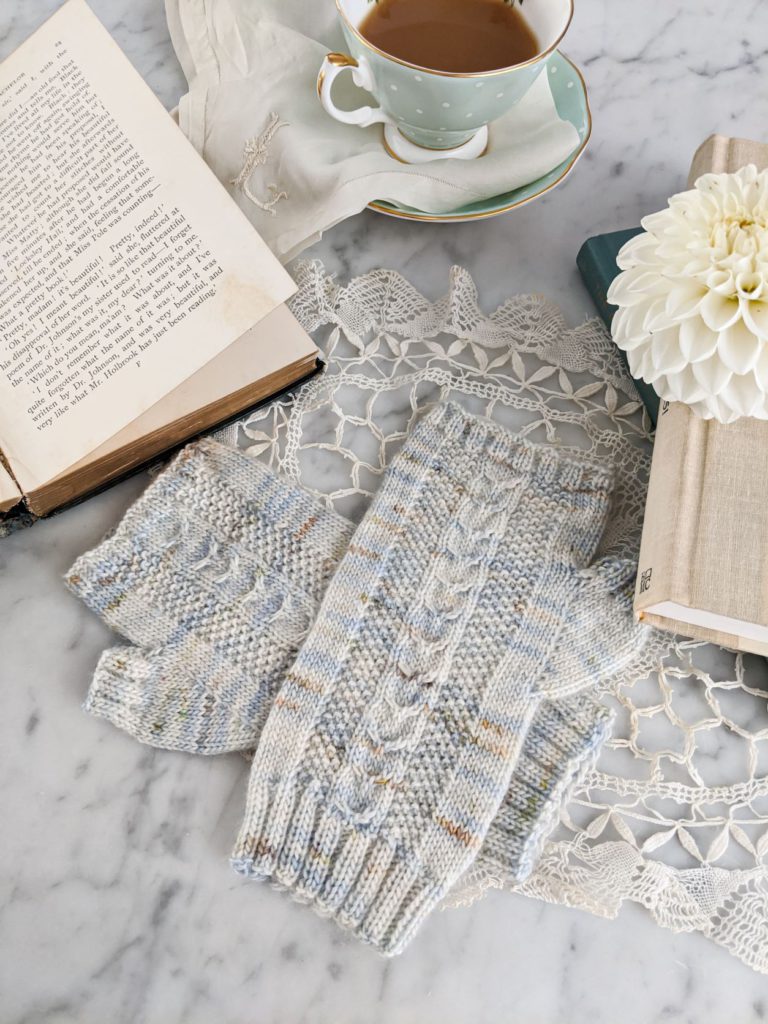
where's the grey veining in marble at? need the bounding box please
[2,2,768,1022]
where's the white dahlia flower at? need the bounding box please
[607,164,768,422]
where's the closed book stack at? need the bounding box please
[581,135,768,656]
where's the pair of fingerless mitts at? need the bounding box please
[67,403,644,955]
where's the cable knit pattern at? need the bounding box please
[65,439,353,754]
[67,423,645,904]
[231,403,618,954]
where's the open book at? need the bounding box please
[0,0,319,521]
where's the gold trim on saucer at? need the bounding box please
[335,0,574,79]
[368,53,591,223]
[382,135,408,164]
[317,52,360,97]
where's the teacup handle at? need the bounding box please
[317,52,393,128]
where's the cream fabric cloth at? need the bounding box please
[165,0,580,261]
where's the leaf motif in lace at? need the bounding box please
[215,260,768,976]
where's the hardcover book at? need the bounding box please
[0,0,319,523]
[634,136,768,655]
[577,228,659,426]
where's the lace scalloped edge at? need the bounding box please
[450,837,768,975]
[238,259,768,976]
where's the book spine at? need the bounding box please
[576,235,625,329]
[687,134,768,186]
[634,402,701,613]
[0,506,37,539]
[577,233,660,427]
[687,135,727,186]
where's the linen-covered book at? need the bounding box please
[634,135,768,655]
[0,0,319,522]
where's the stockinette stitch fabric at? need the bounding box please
[230,402,620,954]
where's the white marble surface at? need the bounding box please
[2,2,768,1021]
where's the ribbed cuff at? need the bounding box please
[232,778,443,956]
[477,695,613,884]
[424,402,613,535]
[232,404,619,953]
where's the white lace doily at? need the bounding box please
[220,260,768,975]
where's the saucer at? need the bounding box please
[369,51,591,223]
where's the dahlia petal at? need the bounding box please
[699,392,739,422]
[655,240,688,262]
[616,233,658,270]
[619,331,650,354]
[678,317,719,362]
[611,303,649,346]
[740,299,768,339]
[696,394,721,420]
[665,282,708,319]
[725,371,763,417]
[627,346,655,383]
[697,170,726,190]
[691,354,732,396]
[644,298,674,333]
[624,347,642,381]
[665,364,708,404]
[650,328,688,374]
[733,263,759,289]
[726,406,745,423]
[681,256,716,277]
[705,269,736,295]
[641,210,672,234]
[651,374,672,401]
[626,270,669,294]
[754,343,768,391]
[717,319,762,373]
[607,269,653,308]
[640,358,666,385]
[700,290,741,331]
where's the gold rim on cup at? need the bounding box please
[334,0,575,79]
[316,52,359,98]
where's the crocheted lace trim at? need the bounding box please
[213,259,768,976]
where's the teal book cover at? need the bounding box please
[577,228,661,428]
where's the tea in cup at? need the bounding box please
[318,0,573,163]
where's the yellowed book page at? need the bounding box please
[0,461,22,512]
[0,0,295,493]
[55,304,316,478]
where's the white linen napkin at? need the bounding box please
[165,0,581,261]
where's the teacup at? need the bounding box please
[318,0,573,163]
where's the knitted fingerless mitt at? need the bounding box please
[66,439,353,754]
[231,404,618,954]
[68,403,646,952]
